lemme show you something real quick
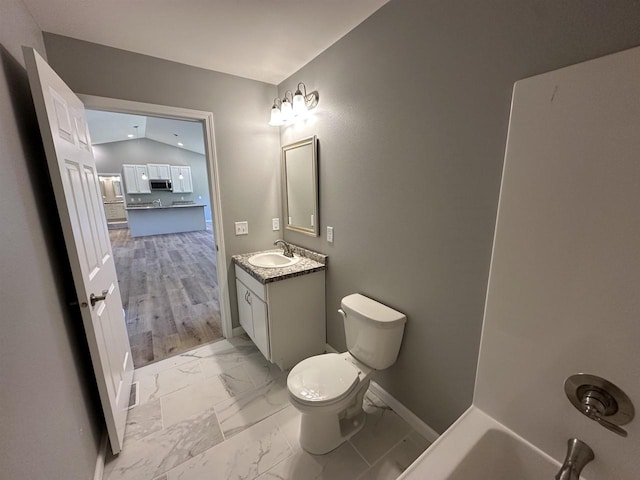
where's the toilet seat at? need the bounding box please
[287,353,360,406]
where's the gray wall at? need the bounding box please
[278,0,640,433]
[43,33,281,326]
[0,0,102,478]
[94,137,214,221]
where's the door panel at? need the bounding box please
[24,47,133,454]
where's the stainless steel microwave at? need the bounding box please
[150,179,172,191]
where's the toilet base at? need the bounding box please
[297,379,370,455]
[299,409,366,455]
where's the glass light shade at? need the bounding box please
[293,91,306,116]
[269,106,284,126]
[281,99,293,121]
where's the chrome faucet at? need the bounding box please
[555,438,594,480]
[152,198,162,207]
[274,240,294,258]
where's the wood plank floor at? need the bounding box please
[109,227,223,368]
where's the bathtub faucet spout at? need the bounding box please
[555,438,594,480]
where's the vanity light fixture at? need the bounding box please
[269,82,318,126]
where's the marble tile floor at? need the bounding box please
[104,336,431,480]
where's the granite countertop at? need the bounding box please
[233,245,327,284]
[125,204,206,210]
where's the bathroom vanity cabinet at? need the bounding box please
[235,264,325,370]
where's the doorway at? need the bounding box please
[82,95,232,368]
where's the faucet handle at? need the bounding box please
[583,401,628,437]
[564,374,634,438]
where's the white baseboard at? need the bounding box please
[232,326,246,337]
[93,431,108,480]
[325,343,440,443]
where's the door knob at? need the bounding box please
[90,290,109,306]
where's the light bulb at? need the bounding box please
[178,173,184,180]
[141,173,147,180]
[269,105,284,126]
[293,90,306,116]
[281,98,293,122]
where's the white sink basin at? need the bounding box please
[400,407,562,480]
[248,252,301,268]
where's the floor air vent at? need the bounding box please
[128,381,139,409]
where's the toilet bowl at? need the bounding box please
[286,293,406,454]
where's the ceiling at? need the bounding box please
[86,110,206,155]
[23,0,391,84]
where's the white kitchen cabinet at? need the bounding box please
[235,264,325,370]
[170,166,193,193]
[147,163,171,180]
[122,164,150,194]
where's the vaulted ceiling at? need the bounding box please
[23,0,390,84]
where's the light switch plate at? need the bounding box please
[272,218,280,230]
[235,221,249,235]
[327,226,334,243]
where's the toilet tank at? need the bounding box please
[341,293,406,370]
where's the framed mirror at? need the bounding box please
[282,135,318,236]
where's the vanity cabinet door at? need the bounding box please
[250,293,270,360]
[235,280,254,337]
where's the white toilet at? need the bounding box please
[287,293,406,454]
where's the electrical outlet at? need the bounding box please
[327,226,334,243]
[272,218,280,231]
[235,221,249,235]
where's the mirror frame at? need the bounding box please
[281,135,319,237]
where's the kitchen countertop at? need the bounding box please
[125,204,206,210]
[233,245,327,284]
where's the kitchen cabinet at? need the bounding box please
[171,166,193,193]
[122,164,150,194]
[235,264,325,370]
[147,163,171,180]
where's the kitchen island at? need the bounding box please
[126,203,206,237]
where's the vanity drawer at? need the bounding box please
[235,265,266,301]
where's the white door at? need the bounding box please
[23,47,133,454]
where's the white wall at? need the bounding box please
[475,46,640,479]
[0,0,102,478]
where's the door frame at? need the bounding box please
[80,94,233,339]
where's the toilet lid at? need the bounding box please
[287,353,360,405]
